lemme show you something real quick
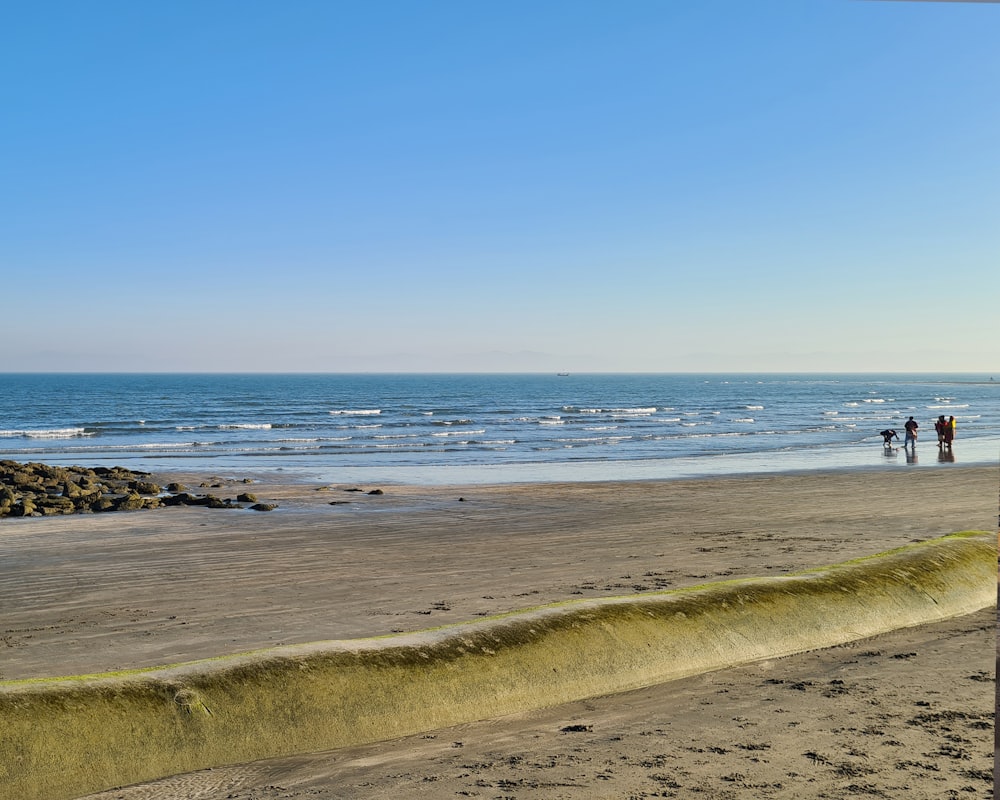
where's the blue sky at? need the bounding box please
[2,1,997,372]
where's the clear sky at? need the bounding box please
[2,1,997,373]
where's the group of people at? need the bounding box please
[879,415,956,449]
[933,415,957,448]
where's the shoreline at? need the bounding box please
[9,426,999,490]
[72,436,1000,487]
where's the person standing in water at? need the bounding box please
[934,415,947,447]
[944,415,956,449]
[903,416,919,449]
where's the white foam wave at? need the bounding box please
[432,430,486,437]
[927,404,969,409]
[556,435,633,444]
[218,423,272,430]
[52,441,202,452]
[730,418,755,423]
[574,407,657,415]
[278,437,352,443]
[745,405,764,410]
[329,409,381,416]
[0,427,91,439]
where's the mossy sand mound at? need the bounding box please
[1,531,993,800]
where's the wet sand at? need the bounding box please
[1,465,995,798]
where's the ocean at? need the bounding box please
[0,373,997,485]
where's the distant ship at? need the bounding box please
[557,372,570,376]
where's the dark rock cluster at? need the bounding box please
[0,460,276,518]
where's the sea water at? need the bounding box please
[0,373,997,484]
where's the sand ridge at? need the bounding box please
[76,608,994,800]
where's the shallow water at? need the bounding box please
[1,372,997,483]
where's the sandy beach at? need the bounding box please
[1,466,995,799]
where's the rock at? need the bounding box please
[11,471,43,491]
[249,503,278,512]
[95,466,149,482]
[72,495,99,512]
[163,493,211,506]
[12,497,37,517]
[367,489,384,496]
[0,459,269,520]
[205,497,236,509]
[62,481,84,498]
[35,496,75,515]
[112,493,146,512]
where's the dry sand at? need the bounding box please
[1,465,996,799]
